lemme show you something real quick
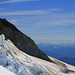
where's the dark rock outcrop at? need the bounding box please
[0,18,52,62]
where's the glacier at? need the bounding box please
[0,34,75,75]
[0,34,50,75]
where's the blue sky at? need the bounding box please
[0,0,75,44]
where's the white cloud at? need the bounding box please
[36,15,75,26]
[48,9,62,11]
[2,9,75,27]
[37,19,75,26]
[51,19,75,25]
[0,0,38,4]
[0,10,48,15]
[6,12,75,28]
[28,12,75,27]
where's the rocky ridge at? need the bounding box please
[0,18,51,62]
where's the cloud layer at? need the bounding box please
[5,10,75,27]
[0,10,48,15]
[48,9,62,11]
[0,0,37,4]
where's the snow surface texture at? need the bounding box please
[0,65,16,75]
[0,34,75,75]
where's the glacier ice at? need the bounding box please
[0,34,75,75]
[0,34,5,46]
[0,52,8,66]
[0,34,50,75]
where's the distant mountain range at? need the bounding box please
[38,43,75,66]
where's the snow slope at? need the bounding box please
[0,34,75,75]
[0,65,16,75]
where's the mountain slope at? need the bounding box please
[0,34,75,75]
[38,43,75,66]
[0,18,51,62]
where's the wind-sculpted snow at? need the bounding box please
[0,34,75,75]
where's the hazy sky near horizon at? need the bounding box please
[0,0,75,43]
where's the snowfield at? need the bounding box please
[0,34,75,75]
[0,65,16,75]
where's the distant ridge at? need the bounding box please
[0,18,52,62]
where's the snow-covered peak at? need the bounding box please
[0,34,75,75]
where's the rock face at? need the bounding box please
[0,18,52,62]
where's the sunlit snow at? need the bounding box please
[0,34,75,75]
